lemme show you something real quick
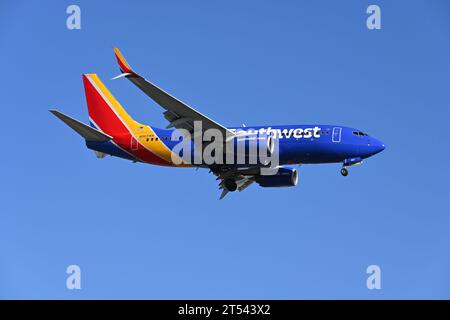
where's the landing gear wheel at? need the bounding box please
[340,167,349,177]
[224,179,237,192]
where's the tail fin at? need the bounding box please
[82,74,141,136]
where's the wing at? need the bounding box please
[112,48,235,139]
[112,48,262,200]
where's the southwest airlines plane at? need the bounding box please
[51,48,385,199]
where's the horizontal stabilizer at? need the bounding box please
[50,109,112,142]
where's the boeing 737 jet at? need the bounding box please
[51,48,385,199]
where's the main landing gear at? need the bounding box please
[340,167,349,177]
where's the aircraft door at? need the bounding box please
[332,127,342,143]
[131,136,139,151]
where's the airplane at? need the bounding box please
[50,48,385,199]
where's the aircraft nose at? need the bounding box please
[371,138,385,154]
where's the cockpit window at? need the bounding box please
[353,131,369,137]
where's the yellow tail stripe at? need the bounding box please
[88,74,187,166]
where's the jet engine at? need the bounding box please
[224,134,275,165]
[255,167,298,188]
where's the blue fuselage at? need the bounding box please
[145,124,386,166]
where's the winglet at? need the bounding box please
[113,47,137,77]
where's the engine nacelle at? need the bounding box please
[222,134,275,165]
[255,167,298,188]
[229,135,274,154]
[261,135,275,155]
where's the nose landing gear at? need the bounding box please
[340,167,349,177]
[340,158,363,176]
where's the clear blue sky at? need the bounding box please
[1,0,449,299]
